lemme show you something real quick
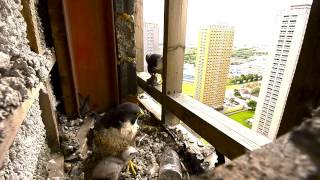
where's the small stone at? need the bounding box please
[64,163,72,171]
[161,132,168,138]
[0,52,10,72]
[197,141,204,147]
[189,138,195,143]
[87,150,92,156]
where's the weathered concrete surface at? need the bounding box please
[115,0,135,15]
[193,108,320,180]
[115,13,136,64]
[0,0,54,178]
[0,0,52,122]
[114,0,138,102]
[0,99,49,179]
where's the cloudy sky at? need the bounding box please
[143,0,312,47]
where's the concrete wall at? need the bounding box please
[0,0,52,178]
[0,99,49,179]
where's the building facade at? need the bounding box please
[194,25,234,109]
[253,5,311,140]
[143,22,159,71]
[144,22,159,56]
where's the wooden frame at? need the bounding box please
[21,0,43,54]
[134,0,144,72]
[135,0,271,160]
[161,0,188,125]
[135,0,319,160]
[39,80,60,151]
[20,0,61,150]
[137,72,271,159]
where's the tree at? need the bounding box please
[240,74,246,81]
[234,89,241,97]
[184,48,197,64]
[251,87,260,96]
[247,100,257,111]
[247,74,254,82]
[232,48,256,59]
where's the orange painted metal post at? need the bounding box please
[63,0,119,112]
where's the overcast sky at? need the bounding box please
[143,0,312,47]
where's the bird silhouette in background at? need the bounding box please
[92,102,144,178]
[146,53,163,86]
[92,146,138,180]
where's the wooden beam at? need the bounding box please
[137,72,162,102]
[162,0,188,125]
[138,93,162,120]
[0,85,41,165]
[162,0,187,94]
[63,0,119,112]
[137,76,271,159]
[167,94,271,159]
[47,0,79,117]
[278,1,320,137]
[39,80,60,151]
[21,0,60,149]
[21,0,43,54]
[134,0,144,72]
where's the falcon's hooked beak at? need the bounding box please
[135,108,147,127]
[137,109,145,119]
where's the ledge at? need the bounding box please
[0,57,55,165]
[137,72,162,102]
[137,72,271,159]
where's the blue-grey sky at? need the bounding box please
[143,0,312,47]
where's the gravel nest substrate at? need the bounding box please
[59,116,217,179]
[120,128,176,179]
[119,123,217,180]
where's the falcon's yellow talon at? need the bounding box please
[127,160,137,176]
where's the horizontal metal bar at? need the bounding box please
[137,72,271,159]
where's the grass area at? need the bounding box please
[251,92,260,97]
[226,81,261,91]
[228,110,254,128]
[225,84,243,90]
[182,82,195,97]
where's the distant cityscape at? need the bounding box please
[143,4,311,140]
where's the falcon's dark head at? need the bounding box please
[101,102,144,129]
[146,53,163,74]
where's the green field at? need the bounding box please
[226,81,261,91]
[228,110,254,128]
[225,84,242,90]
[182,82,195,97]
